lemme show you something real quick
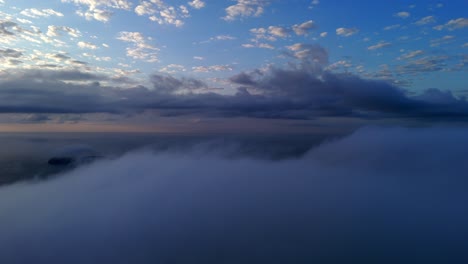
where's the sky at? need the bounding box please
[0,0,467,132]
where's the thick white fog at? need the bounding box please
[0,126,467,263]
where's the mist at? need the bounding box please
[0,126,467,263]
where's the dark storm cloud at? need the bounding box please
[0,126,467,263]
[0,44,467,121]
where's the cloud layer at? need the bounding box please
[1,44,467,123]
[0,126,467,263]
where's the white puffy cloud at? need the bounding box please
[117,31,159,62]
[320,32,327,37]
[336,27,359,37]
[223,0,271,21]
[268,26,290,37]
[20,8,64,18]
[78,41,98,50]
[47,25,81,38]
[292,20,316,35]
[74,8,112,22]
[61,0,132,22]
[135,1,156,16]
[188,0,205,9]
[134,1,196,27]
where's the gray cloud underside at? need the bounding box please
[0,64,467,121]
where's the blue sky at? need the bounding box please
[0,0,467,132]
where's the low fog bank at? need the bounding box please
[0,132,330,184]
[0,126,467,263]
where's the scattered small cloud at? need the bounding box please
[415,16,436,25]
[367,41,391,50]
[383,24,400,30]
[292,20,316,35]
[78,41,98,50]
[398,50,424,60]
[433,18,468,31]
[336,27,359,37]
[188,0,206,9]
[20,8,64,18]
[395,11,410,19]
[223,0,271,21]
[192,65,233,73]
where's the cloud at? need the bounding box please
[292,20,316,35]
[320,32,327,37]
[117,31,159,62]
[268,26,290,37]
[20,8,64,18]
[433,18,468,31]
[192,65,233,73]
[0,48,23,58]
[336,27,359,37]
[415,16,436,25]
[188,0,205,9]
[243,43,274,49]
[398,50,424,60]
[367,41,391,50]
[383,24,400,30]
[430,35,455,47]
[223,0,271,21]
[0,44,466,121]
[134,1,195,27]
[76,8,113,22]
[61,0,132,22]
[395,11,410,18]
[134,1,155,16]
[0,20,18,36]
[0,126,467,263]
[77,41,98,49]
[46,25,81,38]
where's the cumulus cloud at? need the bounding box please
[0,126,467,263]
[61,0,132,22]
[77,41,98,49]
[46,25,81,38]
[188,0,205,9]
[336,27,359,37]
[134,1,194,27]
[223,0,271,21]
[292,20,316,35]
[117,31,159,62]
